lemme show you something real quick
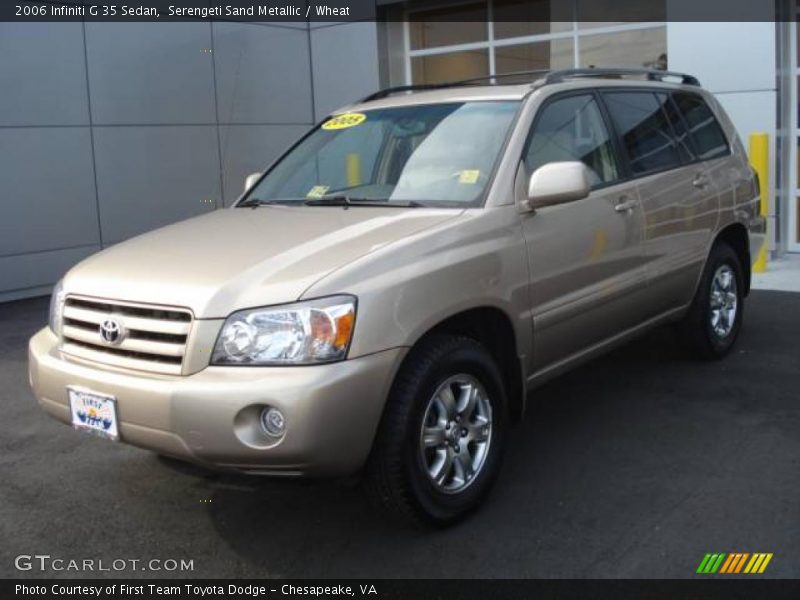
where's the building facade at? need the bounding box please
[0,20,380,302]
[0,1,796,302]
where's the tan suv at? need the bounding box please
[29,68,765,525]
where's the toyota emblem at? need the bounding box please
[99,318,124,345]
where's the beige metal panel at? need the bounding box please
[183,319,224,375]
[523,180,648,370]
[636,167,719,316]
[61,206,462,319]
[303,204,533,370]
[31,328,406,475]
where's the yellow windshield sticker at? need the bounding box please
[458,170,481,185]
[322,112,367,130]
[306,185,329,198]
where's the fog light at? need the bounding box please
[260,407,285,437]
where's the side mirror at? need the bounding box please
[526,161,591,210]
[244,172,262,192]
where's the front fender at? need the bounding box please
[302,206,532,373]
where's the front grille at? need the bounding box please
[60,296,193,375]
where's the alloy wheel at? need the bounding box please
[709,264,738,338]
[419,374,493,494]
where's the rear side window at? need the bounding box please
[603,91,683,175]
[524,94,620,187]
[672,92,730,160]
[658,93,694,163]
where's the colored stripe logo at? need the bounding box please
[697,553,773,574]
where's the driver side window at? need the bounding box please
[524,94,620,188]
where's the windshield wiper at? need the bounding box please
[237,197,269,208]
[303,196,423,208]
[236,198,302,208]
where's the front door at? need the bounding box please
[519,92,648,372]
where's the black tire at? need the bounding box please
[678,241,744,360]
[363,334,509,527]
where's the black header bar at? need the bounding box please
[3,0,793,23]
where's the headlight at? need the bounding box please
[211,296,356,365]
[48,279,66,336]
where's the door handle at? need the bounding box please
[692,173,710,189]
[614,198,637,213]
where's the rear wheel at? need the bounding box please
[363,334,508,526]
[678,241,744,359]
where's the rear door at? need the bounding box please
[601,89,722,318]
[520,91,649,372]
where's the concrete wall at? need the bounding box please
[0,21,379,302]
[667,20,780,252]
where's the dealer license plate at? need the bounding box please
[67,387,120,441]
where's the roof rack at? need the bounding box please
[359,69,552,103]
[449,69,552,86]
[361,83,453,104]
[358,67,700,104]
[542,68,701,86]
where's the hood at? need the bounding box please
[64,205,463,318]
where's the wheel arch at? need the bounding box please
[714,223,751,295]
[406,306,526,423]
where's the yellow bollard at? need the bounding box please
[346,153,361,188]
[749,133,769,273]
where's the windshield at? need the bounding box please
[244,101,520,207]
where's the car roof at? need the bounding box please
[334,68,704,114]
[341,84,532,112]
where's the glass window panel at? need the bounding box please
[250,102,520,206]
[411,50,489,84]
[657,93,694,162]
[579,27,667,70]
[276,121,387,195]
[493,0,573,39]
[604,91,682,174]
[391,102,520,203]
[523,94,620,186]
[409,4,488,50]
[495,39,574,75]
[672,92,730,160]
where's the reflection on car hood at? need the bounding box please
[64,205,463,318]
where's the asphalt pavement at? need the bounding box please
[1,291,798,578]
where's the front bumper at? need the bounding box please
[29,328,405,476]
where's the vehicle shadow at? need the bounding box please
[172,322,757,578]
